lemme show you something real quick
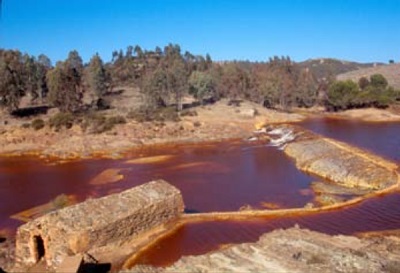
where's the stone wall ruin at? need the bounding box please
[15,180,184,267]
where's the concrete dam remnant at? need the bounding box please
[15,180,184,267]
[266,124,399,192]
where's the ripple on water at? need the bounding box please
[130,192,400,268]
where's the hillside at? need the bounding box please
[337,63,400,89]
[298,58,378,80]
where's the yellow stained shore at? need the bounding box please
[89,168,126,185]
[10,195,78,222]
[125,155,175,164]
[165,162,230,173]
[260,202,281,209]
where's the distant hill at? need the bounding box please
[337,63,400,89]
[298,58,379,80]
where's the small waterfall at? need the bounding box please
[267,127,296,149]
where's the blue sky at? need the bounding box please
[1,0,399,63]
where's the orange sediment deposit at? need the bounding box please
[355,229,400,238]
[0,228,14,238]
[177,177,400,224]
[125,155,175,164]
[10,194,78,222]
[164,161,230,173]
[122,182,400,270]
[89,168,127,185]
[299,188,314,196]
[122,125,400,269]
[259,202,281,209]
[122,221,185,269]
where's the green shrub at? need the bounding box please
[82,113,126,134]
[128,106,180,122]
[21,123,30,129]
[180,109,198,117]
[370,73,388,89]
[51,194,70,209]
[193,121,201,127]
[107,115,126,125]
[326,80,359,111]
[158,107,180,122]
[31,118,45,130]
[48,113,74,130]
[127,108,149,122]
[326,77,397,111]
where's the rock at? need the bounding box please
[239,108,257,118]
[0,231,16,272]
[15,180,184,268]
[56,255,83,273]
[311,181,370,196]
[126,228,400,273]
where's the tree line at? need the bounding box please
[0,45,399,116]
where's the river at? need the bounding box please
[1,118,400,267]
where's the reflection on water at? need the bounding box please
[0,156,109,229]
[1,118,400,268]
[0,140,314,229]
[300,118,400,162]
[130,119,400,267]
[132,192,400,267]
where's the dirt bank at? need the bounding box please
[326,107,400,122]
[0,100,303,160]
[296,106,400,122]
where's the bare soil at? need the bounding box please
[325,107,400,122]
[0,99,303,160]
[2,83,399,160]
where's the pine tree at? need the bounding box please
[87,53,109,99]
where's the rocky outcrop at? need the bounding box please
[125,227,400,273]
[0,235,15,272]
[15,180,184,268]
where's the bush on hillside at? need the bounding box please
[127,106,180,122]
[31,118,45,130]
[326,80,359,111]
[48,113,75,130]
[81,113,126,134]
[326,74,398,111]
[180,109,198,117]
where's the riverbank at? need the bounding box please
[120,124,400,269]
[0,100,304,161]
[126,226,400,273]
[2,121,400,272]
[296,106,400,122]
[2,99,400,161]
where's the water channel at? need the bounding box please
[1,118,400,267]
